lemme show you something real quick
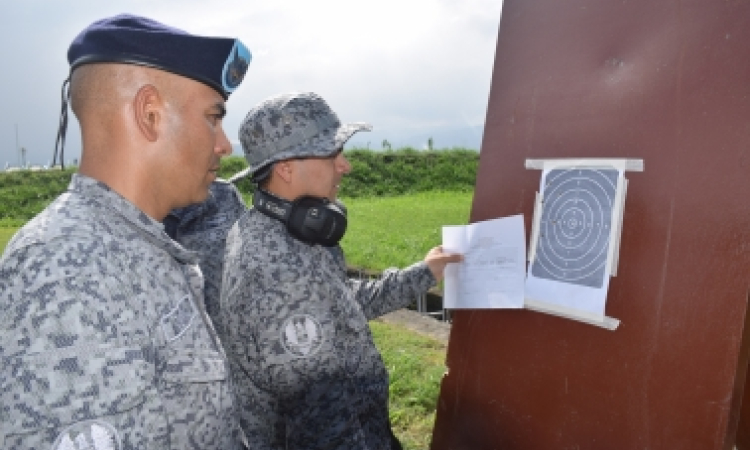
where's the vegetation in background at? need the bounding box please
[340,191,472,272]
[0,228,16,253]
[370,320,447,450]
[0,149,477,222]
[220,148,479,198]
[2,192,474,266]
[341,148,477,197]
[0,167,76,221]
[216,155,255,194]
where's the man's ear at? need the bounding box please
[133,84,162,142]
[274,160,294,184]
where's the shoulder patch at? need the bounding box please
[280,314,324,357]
[52,419,121,450]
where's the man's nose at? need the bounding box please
[215,124,232,156]
[336,153,352,174]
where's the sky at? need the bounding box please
[0,0,503,168]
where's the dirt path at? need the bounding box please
[375,308,451,345]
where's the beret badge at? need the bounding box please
[222,40,251,94]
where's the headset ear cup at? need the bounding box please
[254,189,347,246]
[320,203,347,245]
[288,197,347,246]
[333,199,348,217]
[287,202,317,243]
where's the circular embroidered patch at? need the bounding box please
[281,314,324,357]
[52,419,121,450]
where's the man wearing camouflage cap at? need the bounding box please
[0,14,250,450]
[219,92,462,450]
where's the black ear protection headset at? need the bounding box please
[253,188,347,247]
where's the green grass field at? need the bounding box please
[370,320,447,450]
[340,191,473,271]
[1,227,17,255]
[1,191,474,266]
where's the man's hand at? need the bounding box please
[423,246,463,282]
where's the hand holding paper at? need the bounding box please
[423,246,464,282]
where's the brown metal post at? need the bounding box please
[431,0,750,448]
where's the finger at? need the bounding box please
[444,253,463,263]
[429,253,462,264]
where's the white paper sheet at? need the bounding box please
[442,214,526,309]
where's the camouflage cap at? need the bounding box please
[232,92,371,183]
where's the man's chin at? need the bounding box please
[195,190,211,204]
[178,190,210,209]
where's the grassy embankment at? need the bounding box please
[0,166,76,252]
[341,191,471,271]
[370,320,450,449]
[0,227,15,251]
[0,148,477,450]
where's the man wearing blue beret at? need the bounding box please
[0,14,250,450]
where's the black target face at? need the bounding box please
[531,168,618,288]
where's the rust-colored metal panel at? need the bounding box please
[733,292,750,450]
[432,0,750,449]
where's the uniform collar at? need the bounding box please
[69,173,200,264]
[168,187,218,225]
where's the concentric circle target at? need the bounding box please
[531,168,619,288]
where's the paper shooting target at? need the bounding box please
[531,168,619,288]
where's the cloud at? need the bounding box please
[0,0,502,167]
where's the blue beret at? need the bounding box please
[68,14,251,99]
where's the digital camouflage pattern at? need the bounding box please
[165,180,247,325]
[0,174,242,450]
[238,92,372,174]
[219,209,436,450]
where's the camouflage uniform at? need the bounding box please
[0,175,242,450]
[165,180,247,325]
[219,209,436,450]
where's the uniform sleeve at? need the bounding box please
[0,242,159,450]
[347,261,437,320]
[222,325,278,450]
[220,240,364,450]
[220,233,277,450]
